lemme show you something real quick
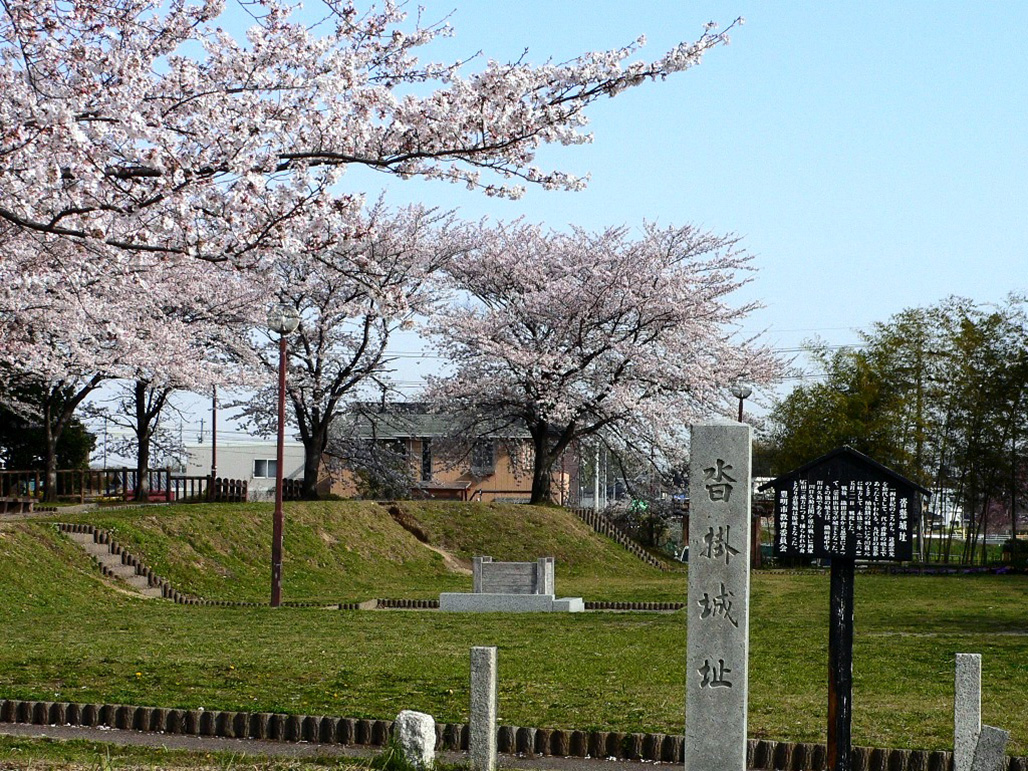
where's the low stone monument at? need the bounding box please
[394,710,436,770]
[439,556,583,612]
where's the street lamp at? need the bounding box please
[730,382,752,423]
[267,302,301,607]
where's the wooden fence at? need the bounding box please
[0,468,248,504]
[169,476,249,503]
[0,468,172,503]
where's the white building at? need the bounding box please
[185,441,304,501]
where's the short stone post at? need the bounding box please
[686,421,752,771]
[955,653,982,771]
[470,646,498,771]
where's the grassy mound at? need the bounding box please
[53,500,671,603]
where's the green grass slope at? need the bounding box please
[56,500,672,603]
[395,500,682,601]
[66,501,460,603]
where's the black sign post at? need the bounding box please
[828,555,854,771]
[759,447,927,771]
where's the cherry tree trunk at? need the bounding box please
[135,437,152,502]
[529,434,553,505]
[42,403,58,502]
[301,433,328,500]
[43,445,58,503]
[134,381,153,501]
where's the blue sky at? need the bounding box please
[346,1,1027,358]
[105,2,1028,448]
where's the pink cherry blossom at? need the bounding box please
[425,220,782,504]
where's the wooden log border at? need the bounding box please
[56,525,686,613]
[2,698,1026,770]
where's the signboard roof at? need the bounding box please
[762,446,929,562]
[757,446,930,496]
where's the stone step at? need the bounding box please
[65,530,164,598]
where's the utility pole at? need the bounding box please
[211,385,218,482]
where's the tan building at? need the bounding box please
[330,403,577,503]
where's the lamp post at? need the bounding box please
[267,303,301,607]
[730,382,752,423]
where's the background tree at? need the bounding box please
[0,246,257,500]
[766,295,1028,563]
[426,220,782,504]
[0,376,95,486]
[766,343,912,477]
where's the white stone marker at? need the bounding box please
[686,421,752,771]
[470,646,498,771]
[955,653,982,771]
[394,710,436,770]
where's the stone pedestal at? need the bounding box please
[439,593,583,612]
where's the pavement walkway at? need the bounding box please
[0,723,653,769]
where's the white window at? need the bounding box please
[471,440,496,475]
[253,459,278,478]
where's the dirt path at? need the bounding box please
[379,502,472,575]
[422,541,472,575]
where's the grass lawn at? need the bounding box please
[0,735,366,771]
[0,503,1026,755]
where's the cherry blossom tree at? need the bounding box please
[0,244,259,499]
[236,202,466,499]
[425,220,782,504]
[0,0,739,270]
[1,0,742,498]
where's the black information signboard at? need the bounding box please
[758,447,929,771]
[759,446,926,562]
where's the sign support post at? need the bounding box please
[827,557,855,771]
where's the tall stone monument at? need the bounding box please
[686,421,752,771]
